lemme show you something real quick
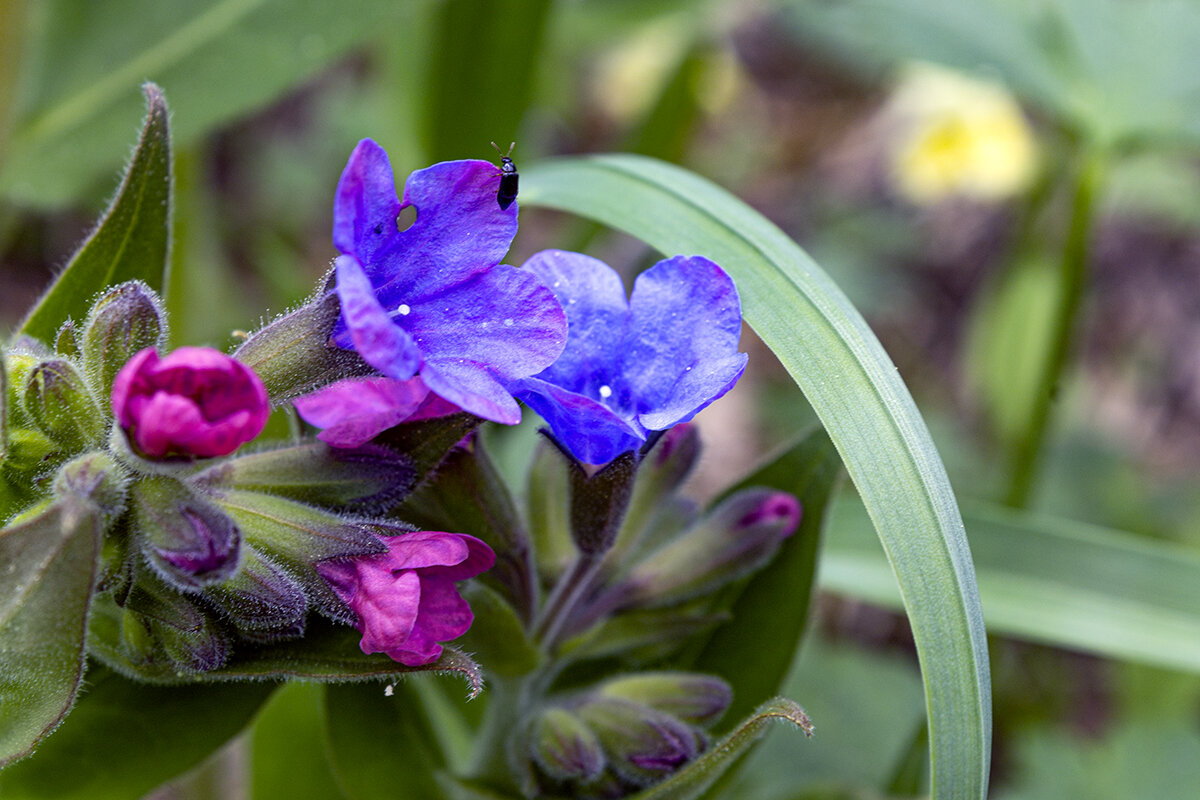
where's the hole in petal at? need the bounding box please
[396,205,417,232]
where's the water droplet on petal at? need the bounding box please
[599,385,613,399]
[397,303,411,316]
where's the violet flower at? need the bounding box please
[510,250,748,465]
[293,375,458,448]
[316,531,496,666]
[329,139,566,425]
[112,347,269,459]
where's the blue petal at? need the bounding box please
[403,263,566,380]
[622,256,747,429]
[522,250,629,402]
[376,159,518,302]
[421,358,522,425]
[512,377,645,465]
[332,139,406,274]
[334,255,421,380]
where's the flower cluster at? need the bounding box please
[3,132,802,798]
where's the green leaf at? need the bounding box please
[825,497,1200,673]
[324,681,445,800]
[88,607,486,693]
[692,426,842,725]
[0,502,102,769]
[627,697,813,800]
[422,0,554,162]
[725,635,925,797]
[964,256,1062,443]
[0,666,274,799]
[250,683,346,800]
[1,0,422,208]
[15,84,171,345]
[454,582,542,678]
[522,155,990,800]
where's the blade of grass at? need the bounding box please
[522,154,991,800]
[826,496,1200,673]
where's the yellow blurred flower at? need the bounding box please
[887,62,1039,204]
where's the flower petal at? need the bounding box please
[379,159,519,301]
[512,376,645,465]
[412,575,475,642]
[421,358,523,424]
[379,531,472,571]
[404,263,567,380]
[294,376,431,448]
[622,256,746,429]
[355,567,422,655]
[334,254,422,379]
[521,250,629,398]
[423,534,496,581]
[332,139,406,272]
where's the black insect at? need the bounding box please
[491,140,519,210]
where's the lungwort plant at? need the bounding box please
[0,86,988,800]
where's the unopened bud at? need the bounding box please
[577,698,703,786]
[132,476,241,590]
[205,545,308,642]
[23,358,104,451]
[598,672,732,726]
[80,281,166,403]
[193,440,414,512]
[568,449,638,556]
[529,707,607,782]
[53,451,128,522]
[122,576,231,672]
[233,283,369,403]
[615,488,801,609]
[55,319,79,358]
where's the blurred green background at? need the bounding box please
[3,0,1200,797]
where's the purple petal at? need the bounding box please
[294,376,431,448]
[412,575,475,642]
[403,263,566,381]
[421,358,523,424]
[378,160,519,300]
[355,567,422,655]
[334,254,422,379]
[422,534,496,581]
[379,531,472,571]
[521,250,629,398]
[332,139,406,270]
[512,376,645,465]
[622,256,747,429]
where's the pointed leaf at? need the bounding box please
[16,85,171,344]
[0,667,274,799]
[691,426,841,724]
[0,502,102,768]
[523,155,990,800]
[627,697,813,800]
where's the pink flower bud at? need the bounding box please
[112,347,269,459]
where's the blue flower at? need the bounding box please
[510,250,747,464]
[329,139,566,424]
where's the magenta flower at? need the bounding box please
[293,375,459,448]
[316,531,496,666]
[112,346,270,459]
[329,139,566,424]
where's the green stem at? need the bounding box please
[466,674,524,787]
[1004,151,1106,507]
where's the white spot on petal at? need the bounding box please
[503,318,514,327]
[397,303,411,316]
[599,385,613,399]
